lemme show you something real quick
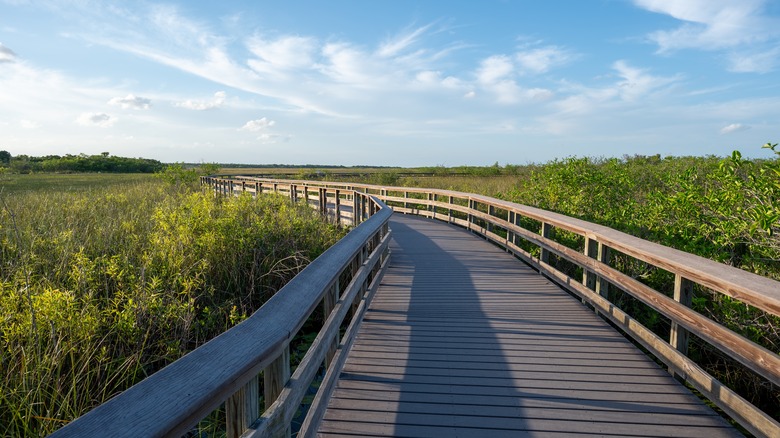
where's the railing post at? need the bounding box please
[507,210,514,251]
[583,237,598,291]
[448,196,453,223]
[225,375,259,438]
[403,191,409,210]
[323,280,339,367]
[319,188,326,216]
[428,193,434,218]
[290,184,296,203]
[241,181,246,193]
[255,182,260,197]
[350,250,365,317]
[670,274,693,379]
[467,199,474,230]
[487,205,495,234]
[540,222,551,265]
[264,346,291,436]
[583,238,611,308]
[353,193,359,225]
[595,244,610,299]
[335,189,341,224]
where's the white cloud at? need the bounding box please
[240,117,276,132]
[319,42,375,86]
[19,119,39,129]
[464,90,476,99]
[476,55,514,84]
[634,0,780,72]
[634,0,771,50]
[0,43,17,62]
[612,60,678,101]
[526,88,554,101]
[76,112,117,127]
[257,133,291,144]
[515,46,574,74]
[175,91,226,110]
[246,35,317,75]
[720,123,750,134]
[376,24,432,58]
[109,93,151,109]
[727,47,780,73]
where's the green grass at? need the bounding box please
[0,173,156,193]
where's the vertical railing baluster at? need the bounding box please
[670,274,693,380]
[467,199,474,231]
[487,205,495,234]
[507,210,514,251]
[324,280,339,367]
[335,189,341,224]
[264,347,291,437]
[353,192,359,225]
[540,222,551,266]
[225,375,259,438]
[583,237,598,290]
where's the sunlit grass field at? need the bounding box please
[0,173,156,193]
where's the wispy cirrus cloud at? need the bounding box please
[246,35,317,76]
[634,0,780,72]
[515,45,576,74]
[612,60,680,101]
[376,23,433,58]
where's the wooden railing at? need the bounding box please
[52,179,392,437]
[216,176,779,438]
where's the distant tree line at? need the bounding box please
[0,151,165,174]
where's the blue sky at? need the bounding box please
[1,0,779,166]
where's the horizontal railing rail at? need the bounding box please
[214,175,779,438]
[52,178,392,437]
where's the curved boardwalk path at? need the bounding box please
[318,214,738,437]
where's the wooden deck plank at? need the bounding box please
[324,397,729,427]
[317,214,739,437]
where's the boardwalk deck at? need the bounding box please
[318,214,739,437]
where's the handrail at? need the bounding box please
[217,175,779,438]
[52,178,392,437]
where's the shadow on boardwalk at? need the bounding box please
[319,214,739,437]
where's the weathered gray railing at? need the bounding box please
[52,179,392,437]
[212,176,779,438]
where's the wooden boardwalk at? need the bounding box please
[318,214,739,437]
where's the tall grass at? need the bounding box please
[0,178,345,436]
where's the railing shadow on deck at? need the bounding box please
[202,175,778,438]
[360,216,530,435]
